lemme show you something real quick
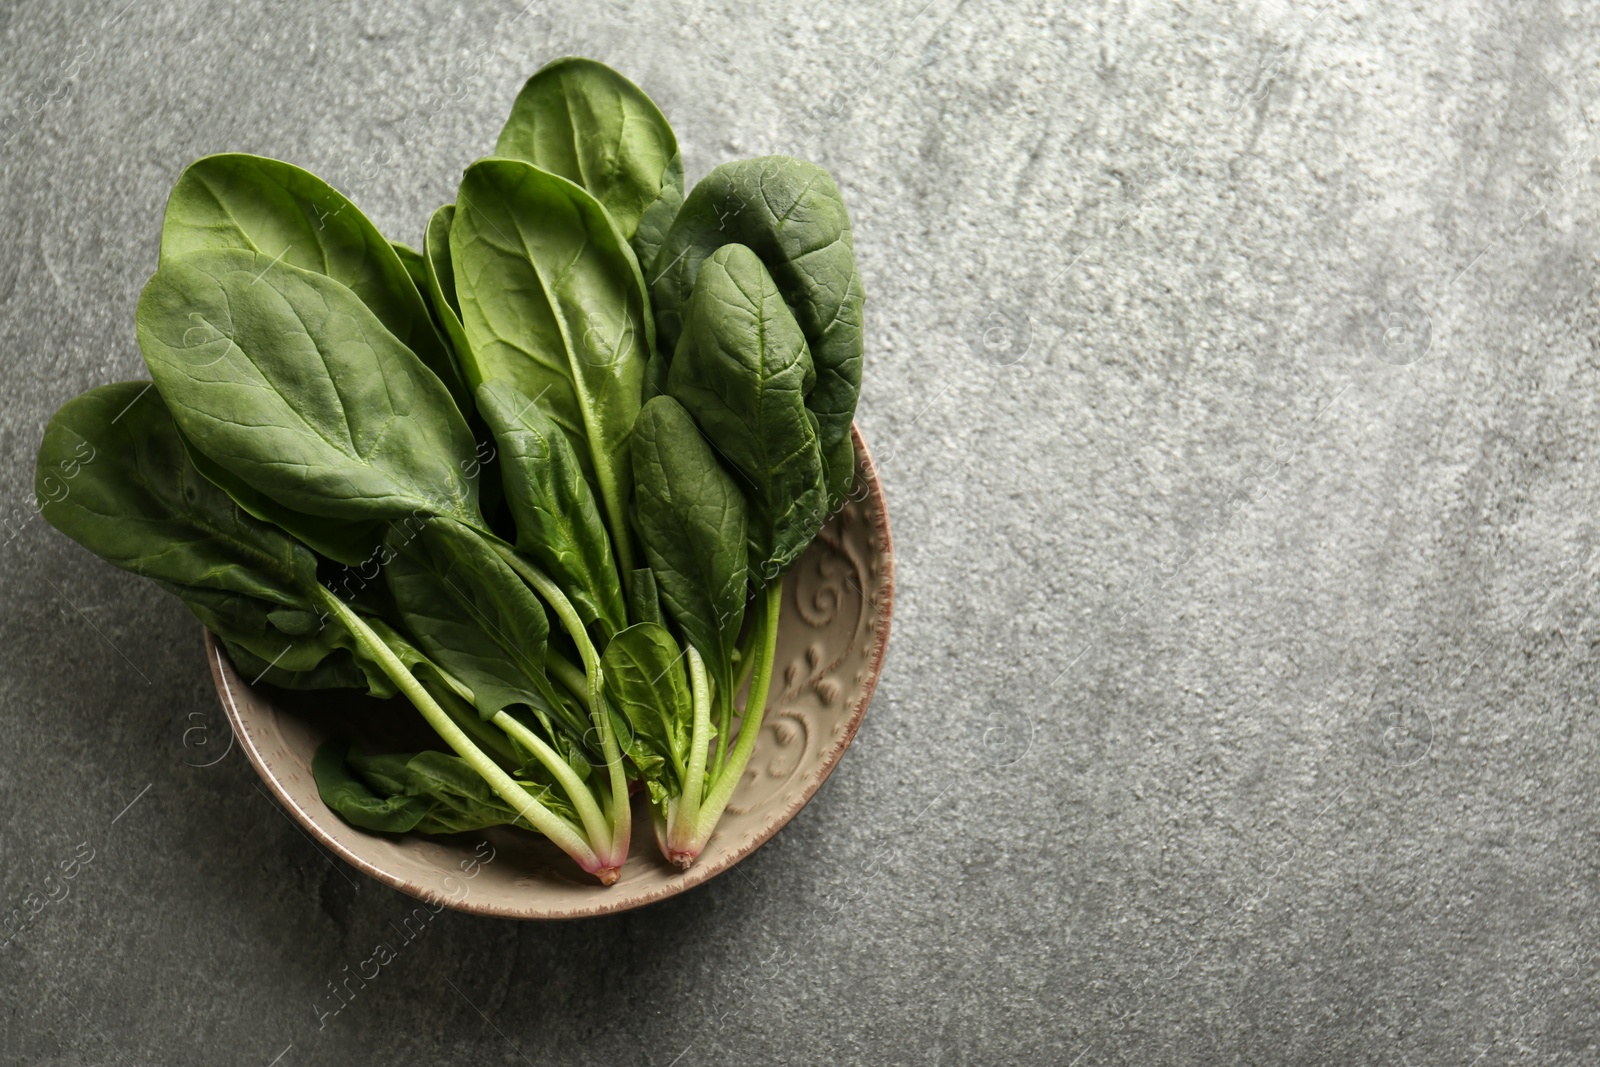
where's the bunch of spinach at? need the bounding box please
[36,56,864,882]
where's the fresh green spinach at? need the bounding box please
[450,158,650,577]
[648,155,864,502]
[495,56,684,268]
[668,243,827,575]
[475,379,626,640]
[160,153,470,413]
[40,58,871,884]
[137,248,482,528]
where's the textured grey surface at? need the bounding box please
[3,0,1599,1063]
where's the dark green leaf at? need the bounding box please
[36,385,409,696]
[159,153,470,412]
[316,743,530,834]
[174,583,337,669]
[494,57,684,266]
[313,742,434,833]
[349,749,527,834]
[648,156,863,498]
[633,154,685,275]
[450,158,650,569]
[643,348,669,401]
[181,582,389,693]
[498,703,589,777]
[475,379,625,640]
[36,382,316,605]
[382,516,574,731]
[629,396,747,674]
[137,248,481,528]
[820,431,857,518]
[668,243,827,574]
[221,638,375,692]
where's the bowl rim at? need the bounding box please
[208,425,895,919]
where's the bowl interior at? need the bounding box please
[210,428,893,919]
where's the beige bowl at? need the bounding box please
[208,428,893,919]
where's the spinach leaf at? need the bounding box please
[175,423,384,566]
[36,382,316,605]
[35,384,398,690]
[316,743,531,835]
[383,515,575,732]
[495,57,684,266]
[600,622,693,803]
[423,205,473,365]
[450,158,650,573]
[648,156,863,497]
[174,583,344,672]
[474,378,625,641]
[627,565,665,627]
[821,432,857,514]
[629,396,748,679]
[159,153,469,412]
[221,638,373,692]
[668,243,827,574]
[314,742,436,833]
[137,248,481,529]
[349,748,534,833]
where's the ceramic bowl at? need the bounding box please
[208,427,893,919]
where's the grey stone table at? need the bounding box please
[3,1,1598,1063]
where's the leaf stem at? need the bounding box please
[424,676,517,768]
[688,579,783,854]
[714,617,762,775]
[495,545,632,869]
[732,621,759,702]
[545,649,589,709]
[313,587,609,880]
[486,708,612,851]
[664,646,713,867]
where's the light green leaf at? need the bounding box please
[601,621,694,801]
[423,204,474,366]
